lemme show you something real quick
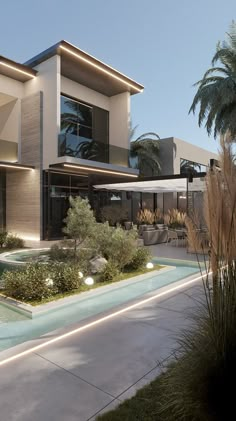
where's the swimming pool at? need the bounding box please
[0,249,50,276]
[0,258,201,352]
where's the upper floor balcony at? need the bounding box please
[58,133,132,168]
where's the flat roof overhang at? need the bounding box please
[25,40,144,97]
[94,173,206,193]
[0,56,37,82]
[0,162,35,171]
[49,157,139,178]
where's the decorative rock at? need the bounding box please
[90,256,108,274]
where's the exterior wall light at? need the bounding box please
[63,164,138,178]
[0,61,35,78]
[0,163,34,171]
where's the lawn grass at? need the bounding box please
[96,374,165,421]
[2,263,162,306]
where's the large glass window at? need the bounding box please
[60,95,109,162]
[61,96,93,140]
[43,171,89,239]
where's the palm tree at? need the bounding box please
[129,125,161,176]
[189,22,236,139]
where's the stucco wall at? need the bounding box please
[173,137,218,174]
[0,74,24,99]
[0,99,20,144]
[0,74,24,151]
[61,76,110,111]
[158,138,174,175]
[109,91,130,149]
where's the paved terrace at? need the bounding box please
[0,264,206,421]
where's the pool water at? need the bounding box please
[0,258,201,352]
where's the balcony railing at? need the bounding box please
[58,133,131,168]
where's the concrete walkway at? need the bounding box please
[0,278,205,421]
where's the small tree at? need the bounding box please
[63,196,96,255]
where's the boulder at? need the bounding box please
[90,256,108,274]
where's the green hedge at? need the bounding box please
[2,262,83,301]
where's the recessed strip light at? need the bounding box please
[0,61,35,78]
[60,45,143,93]
[63,164,138,178]
[0,271,206,367]
[0,163,34,171]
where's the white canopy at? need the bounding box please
[94,177,206,193]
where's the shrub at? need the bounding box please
[164,208,186,228]
[52,263,83,292]
[5,234,25,249]
[125,247,151,271]
[158,137,236,420]
[105,227,138,270]
[100,261,120,282]
[90,222,113,259]
[3,264,55,301]
[154,208,164,224]
[137,209,154,225]
[0,231,8,248]
[100,205,128,226]
[49,244,74,262]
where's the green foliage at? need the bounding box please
[3,262,84,301]
[63,196,96,252]
[129,125,161,176]
[125,247,151,271]
[92,223,138,269]
[49,244,73,262]
[5,234,25,249]
[3,264,54,301]
[100,261,120,282]
[0,231,8,248]
[52,263,83,292]
[100,205,128,226]
[97,375,165,420]
[106,227,138,270]
[189,21,236,138]
[158,266,236,421]
[90,222,113,259]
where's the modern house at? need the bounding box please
[0,40,218,241]
[0,40,143,240]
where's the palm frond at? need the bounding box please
[189,22,236,139]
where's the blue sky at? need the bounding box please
[0,0,235,153]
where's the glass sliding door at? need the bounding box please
[43,171,89,239]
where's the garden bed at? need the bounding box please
[0,264,170,318]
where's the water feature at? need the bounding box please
[0,257,201,353]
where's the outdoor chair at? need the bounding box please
[166,230,178,246]
[175,229,187,247]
